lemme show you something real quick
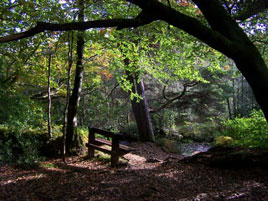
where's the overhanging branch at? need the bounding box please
[0,0,252,60]
[0,13,153,43]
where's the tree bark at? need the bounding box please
[128,73,155,141]
[66,0,85,153]
[233,51,268,120]
[62,32,74,161]
[237,76,240,116]
[47,53,52,138]
[232,79,237,117]
[226,98,232,119]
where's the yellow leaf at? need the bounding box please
[224,65,231,71]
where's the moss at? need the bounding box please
[215,136,234,146]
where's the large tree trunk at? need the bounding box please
[233,51,268,120]
[128,73,155,141]
[191,0,268,121]
[66,0,85,153]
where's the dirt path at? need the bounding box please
[1,142,268,201]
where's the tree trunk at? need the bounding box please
[128,73,155,141]
[226,98,232,119]
[241,76,245,116]
[234,51,268,120]
[66,0,85,153]
[232,79,237,118]
[237,77,240,116]
[62,32,74,161]
[47,53,52,138]
[191,0,268,121]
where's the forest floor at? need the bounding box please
[1,142,268,201]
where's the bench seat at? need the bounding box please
[87,127,134,167]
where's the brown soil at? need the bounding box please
[1,142,268,201]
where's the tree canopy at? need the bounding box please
[1,1,268,123]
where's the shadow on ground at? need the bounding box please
[1,143,268,201]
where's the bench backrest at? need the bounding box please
[89,127,124,140]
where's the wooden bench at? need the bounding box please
[86,127,133,167]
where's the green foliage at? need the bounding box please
[0,126,48,167]
[153,110,178,129]
[222,110,268,148]
[0,89,44,129]
[151,111,184,141]
[83,88,132,131]
[0,124,69,167]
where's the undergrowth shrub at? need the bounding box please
[0,91,44,129]
[0,124,92,167]
[222,110,268,148]
[0,126,47,167]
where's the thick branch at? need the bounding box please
[1,0,234,59]
[0,14,153,43]
[129,0,237,59]
[0,0,258,61]
[0,0,242,60]
[193,0,249,43]
[151,81,200,113]
[150,83,188,113]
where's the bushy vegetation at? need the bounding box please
[0,121,91,167]
[0,91,44,129]
[0,126,47,167]
[221,110,268,148]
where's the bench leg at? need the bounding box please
[111,137,120,167]
[88,128,96,158]
[111,153,119,167]
[88,147,95,158]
